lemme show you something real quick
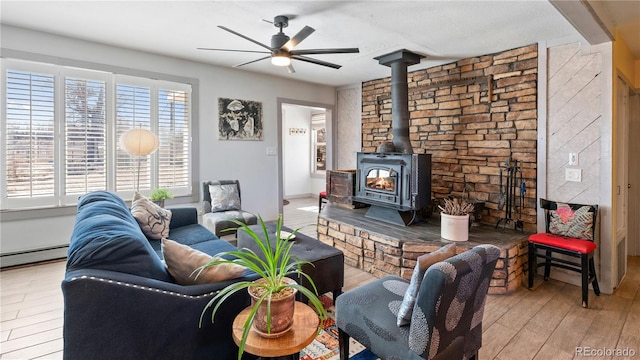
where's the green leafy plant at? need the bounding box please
[149,188,174,201]
[195,215,327,360]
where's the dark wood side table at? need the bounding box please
[232,301,320,360]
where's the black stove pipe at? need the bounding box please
[374,50,424,154]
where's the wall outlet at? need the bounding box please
[565,168,582,182]
[569,153,578,165]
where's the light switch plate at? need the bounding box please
[565,168,581,182]
[266,147,277,156]
[569,153,578,165]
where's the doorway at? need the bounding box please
[277,99,334,216]
[627,89,640,256]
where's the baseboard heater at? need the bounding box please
[1,245,68,268]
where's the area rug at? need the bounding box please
[300,295,379,360]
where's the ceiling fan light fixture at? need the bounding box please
[271,53,291,66]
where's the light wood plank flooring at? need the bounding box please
[1,197,638,359]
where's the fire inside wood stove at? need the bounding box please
[365,169,395,191]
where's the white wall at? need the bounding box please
[283,105,312,197]
[0,25,336,263]
[542,40,614,293]
[336,84,362,169]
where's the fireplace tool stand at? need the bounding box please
[495,158,524,232]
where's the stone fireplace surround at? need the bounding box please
[361,43,539,233]
[318,205,528,294]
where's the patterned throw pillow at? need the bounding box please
[161,238,245,284]
[549,203,594,240]
[131,192,172,240]
[397,243,456,326]
[209,184,241,212]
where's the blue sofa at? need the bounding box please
[62,191,258,360]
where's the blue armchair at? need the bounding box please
[336,245,500,360]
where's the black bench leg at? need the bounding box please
[544,250,552,280]
[589,257,601,296]
[581,254,589,308]
[338,328,350,360]
[528,243,535,288]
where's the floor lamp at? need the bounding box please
[119,128,159,192]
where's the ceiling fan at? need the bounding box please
[198,15,359,73]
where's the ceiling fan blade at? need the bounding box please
[233,56,271,68]
[291,55,342,69]
[197,48,271,54]
[218,25,273,51]
[282,26,315,51]
[290,48,360,55]
[286,64,295,74]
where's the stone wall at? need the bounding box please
[360,44,538,232]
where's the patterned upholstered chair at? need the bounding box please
[336,244,500,360]
[201,180,257,237]
[528,199,600,308]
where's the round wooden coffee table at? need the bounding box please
[232,301,320,360]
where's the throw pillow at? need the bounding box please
[131,192,172,240]
[549,203,594,240]
[161,238,245,285]
[397,243,456,326]
[209,184,241,212]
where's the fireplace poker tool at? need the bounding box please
[515,180,526,231]
[495,158,522,232]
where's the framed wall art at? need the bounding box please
[218,97,263,140]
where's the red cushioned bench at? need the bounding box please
[528,198,600,308]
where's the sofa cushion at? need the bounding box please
[162,238,245,285]
[167,224,219,246]
[131,192,172,239]
[67,191,172,282]
[190,238,240,259]
[397,243,456,326]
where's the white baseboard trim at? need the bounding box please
[1,245,68,268]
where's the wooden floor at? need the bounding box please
[1,197,638,359]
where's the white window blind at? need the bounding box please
[64,77,107,195]
[2,59,192,210]
[5,70,56,203]
[157,89,190,192]
[115,83,152,192]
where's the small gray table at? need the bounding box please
[236,222,344,301]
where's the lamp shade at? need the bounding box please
[119,128,159,156]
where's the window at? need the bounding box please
[311,113,326,174]
[1,59,192,210]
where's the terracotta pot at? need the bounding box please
[248,278,297,338]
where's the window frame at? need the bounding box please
[1,58,193,210]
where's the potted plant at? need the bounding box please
[149,188,173,207]
[195,215,327,360]
[438,197,475,241]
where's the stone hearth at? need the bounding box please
[317,204,529,294]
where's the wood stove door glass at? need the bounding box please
[365,168,396,192]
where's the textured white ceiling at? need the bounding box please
[0,1,628,87]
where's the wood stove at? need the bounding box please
[354,152,431,225]
[352,49,432,226]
